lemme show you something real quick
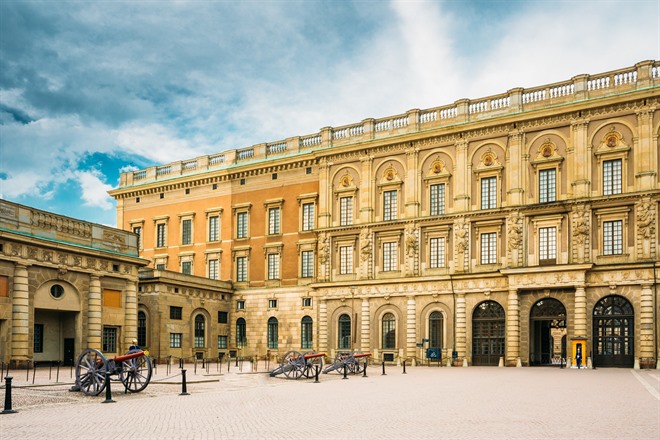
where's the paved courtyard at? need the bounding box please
[1,362,659,439]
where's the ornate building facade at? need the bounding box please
[111,61,660,368]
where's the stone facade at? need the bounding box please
[0,200,147,367]
[111,61,660,368]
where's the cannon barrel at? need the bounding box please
[303,352,326,360]
[114,350,145,363]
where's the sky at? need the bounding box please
[1,0,659,227]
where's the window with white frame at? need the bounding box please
[301,250,314,278]
[208,259,219,280]
[340,196,353,226]
[382,242,398,271]
[181,260,192,275]
[539,169,556,203]
[236,256,247,282]
[194,315,205,348]
[480,232,497,264]
[268,207,281,235]
[481,177,497,209]
[339,245,353,274]
[383,190,398,221]
[302,203,315,231]
[603,159,622,196]
[217,335,227,349]
[267,253,280,280]
[603,220,623,255]
[430,184,446,216]
[539,227,557,264]
[170,333,182,348]
[429,237,446,268]
[132,225,143,250]
[236,212,248,239]
[181,219,192,245]
[208,216,219,242]
[156,223,166,247]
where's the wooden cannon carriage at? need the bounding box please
[270,350,325,379]
[322,351,371,374]
[74,348,153,396]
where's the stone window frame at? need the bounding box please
[129,218,145,250]
[232,245,251,284]
[233,203,252,240]
[154,254,168,271]
[530,215,564,266]
[178,212,195,246]
[298,193,318,232]
[380,310,398,350]
[179,251,195,275]
[264,198,284,236]
[334,235,357,278]
[474,219,503,267]
[297,239,317,279]
[530,141,564,204]
[204,249,222,280]
[593,129,631,196]
[205,207,223,243]
[595,206,630,262]
[422,225,451,274]
[375,230,403,277]
[264,242,283,282]
[153,215,169,248]
[422,159,451,217]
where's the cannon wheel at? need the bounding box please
[75,348,108,396]
[303,351,323,378]
[119,349,152,393]
[328,352,349,374]
[281,350,304,379]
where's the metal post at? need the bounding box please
[32,363,36,384]
[227,355,230,372]
[362,361,367,377]
[180,369,190,396]
[26,361,30,382]
[1,362,4,383]
[56,361,60,383]
[342,363,348,380]
[2,376,17,414]
[194,358,197,375]
[382,361,386,376]
[102,371,115,404]
[314,365,320,383]
[48,362,52,381]
[403,360,407,374]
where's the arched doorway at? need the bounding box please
[472,301,505,366]
[338,314,351,350]
[593,295,634,368]
[529,298,567,366]
[428,311,443,351]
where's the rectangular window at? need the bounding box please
[103,289,121,308]
[237,300,245,310]
[383,242,398,271]
[156,223,166,247]
[539,169,556,203]
[268,320,278,349]
[208,259,219,280]
[301,318,313,350]
[156,263,166,270]
[339,245,353,274]
[340,196,353,226]
[603,159,622,195]
[170,333,182,348]
[268,299,278,309]
[34,324,44,353]
[133,226,142,249]
[182,261,192,275]
[218,311,228,324]
[302,203,315,231]
[268,207,280,235]
[302,297,312,307]
[480,232,497,264]
[481,177,497,209]
[236,256,247,282]
[217,335,228,349]
[208,216,219,242]
[383,190,398,221]
[539,227,557,264]
[170,306,182,320]
[237,212,248,239]
[182,219,192,245]
[430,184,446,216]
[267,253,280,280]
[429,237,446,268]
[603,220,623,255]
[301,250,314,278]
[103,327,117,352]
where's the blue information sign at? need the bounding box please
[426,348,440,359]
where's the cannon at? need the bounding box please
[74,348,152,396]
[322,351,371,374]
[270,350,325,379]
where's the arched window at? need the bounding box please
[472,301,505,366]
[593,295,634,367]
[429,311,443,349]
[382,313,396,349]
[236,318,247,348]
[301,316,313,349]
[137,311,147,347]
[267,317,278,349]
[338,314,351,349]
[194,315,205,348]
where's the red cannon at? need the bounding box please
[270,350,326,379]
[74,348,152,396]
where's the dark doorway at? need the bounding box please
[593,295,634,368]
[472,301,505,366]
[530,298,567,366]
[63,338,75,366]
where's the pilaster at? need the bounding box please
[639,283,655,361]
[406,296,417,360]
[88,275,102,350]
[11,263,30,363]
[405,146,420,217]
[574,285,587,339]
[360,297,370,353]
[319,298,328,354]
[124,280,138,349]
[634,107,657,191]
[506,289,520,366]
[453,139,470,212]
[506,130,525,206]
[360,155,374,223]
[455,293,467,360]
[569,119,591,198]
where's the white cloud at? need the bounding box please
[75,169,114,210]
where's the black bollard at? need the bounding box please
[227,355,230,372]
[363,361,368,377]
[342,363,348,380]
[1,362,4,383]
[48,362,52,381]
[32,362,36,384]
[26,361,30,382]
[235,356,239,368]
[180,369,190,396]
[2,376,17,414]
[194,358,197,375]
[403,360,407,374]
[102,371,115,404]
[314,365,320,383]
[56,362,60,383]
[382,361,386,376]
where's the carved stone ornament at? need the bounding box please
[454,218,469,254]
[339,172,353,188]
[359,229,372,262]
[318,233,330,264]
[572,204,590,245]
[636,199,656,239]
[507,213,523,252]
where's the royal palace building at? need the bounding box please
[110,61,660,368]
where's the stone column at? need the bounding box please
[569,120,591,198]
[360,155,374,223]
[319,298,328,354]
[88,275,102,350]
[506,289,520,366]
[124,279,138,349]
[455,293,467,361]
[360,298,370,353]
[639,283,655,362]
[574,285,587,339]
[406,296,417,362]
[318,160,331,228]
[11,263,30,364]
[405,147,420,218]
[506,130,524,206]
[453,140,470,212]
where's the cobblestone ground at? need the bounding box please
[1,362,658,439]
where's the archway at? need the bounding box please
[472,301,505,366]
[593,295,634,368]
[529,298,567,366]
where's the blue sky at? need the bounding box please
[1,0,658,227]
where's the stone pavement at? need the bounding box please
[1,362,659,439]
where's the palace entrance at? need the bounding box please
[593,295,634,368]
[529,298,566,366]
[472,301,505,366]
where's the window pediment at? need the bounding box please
[531,140,564,167]
[594,127,631,157]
